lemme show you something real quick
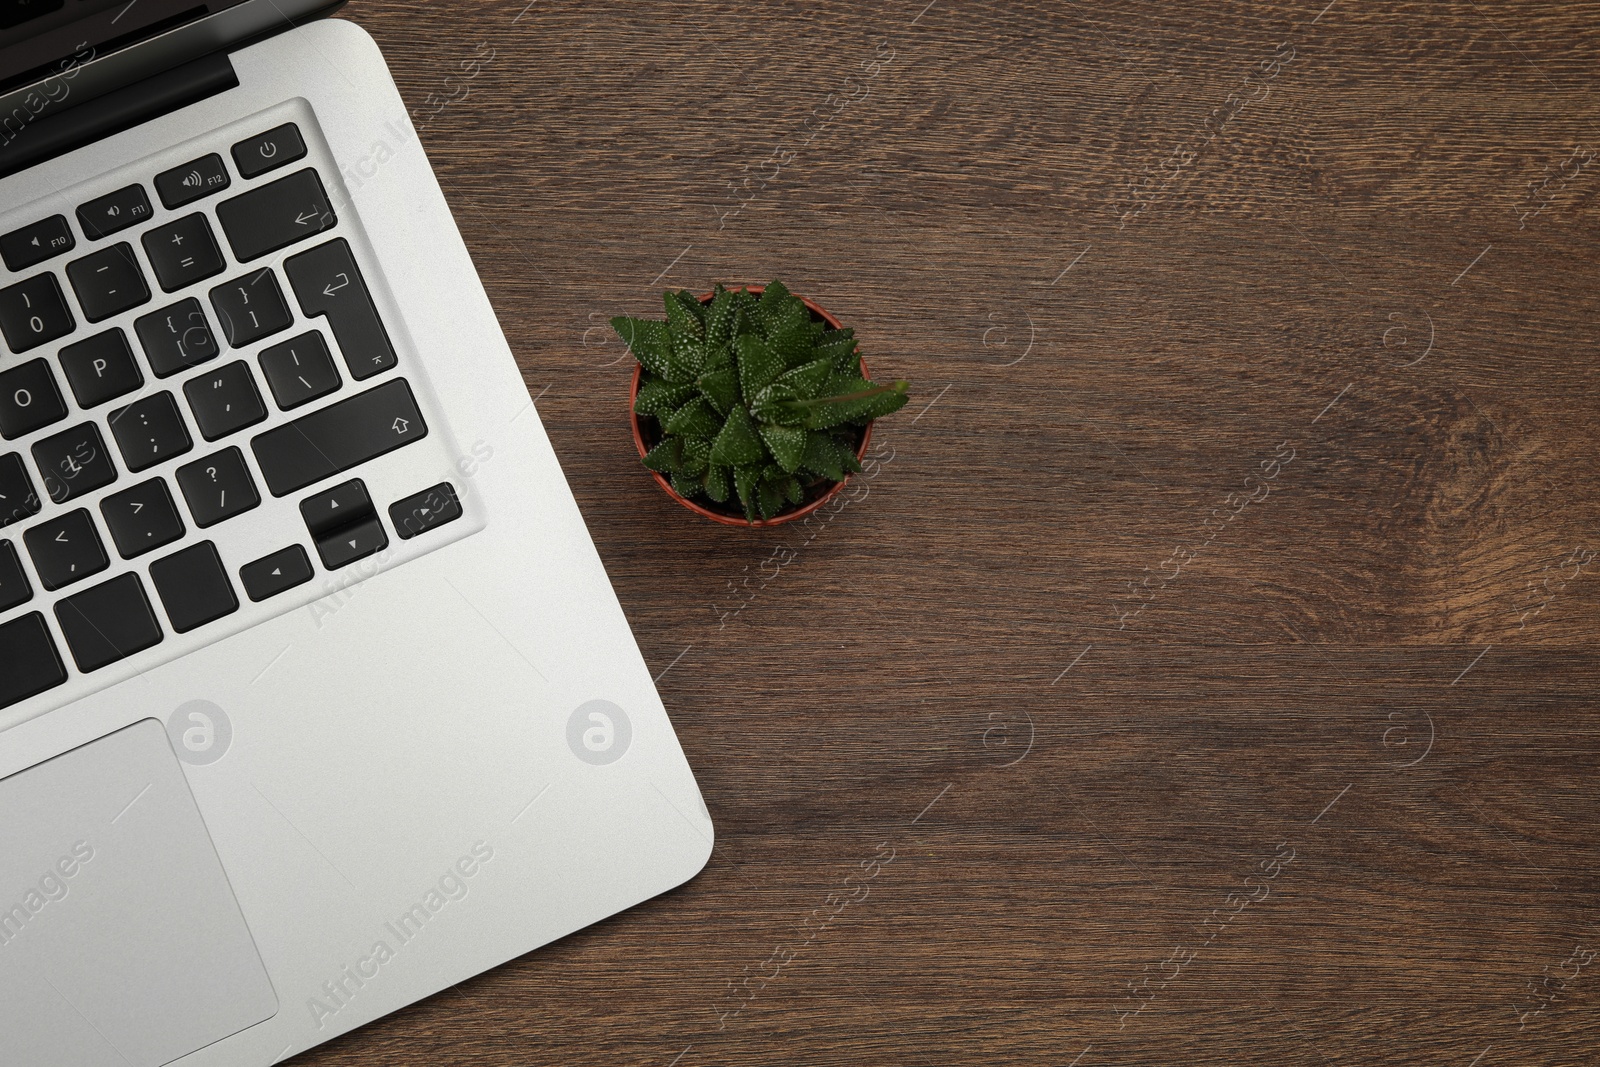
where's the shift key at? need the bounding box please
[251,379,427,497]
[284,239,397,380]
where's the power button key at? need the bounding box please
[231,123,306,179]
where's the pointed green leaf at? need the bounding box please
[666,396,721,438]
[733,463,761,519]
[767,318,813,369]
[634,378,697,417]
[670,469,701,498]
[710,404,768,467]
[782,476,804,506]
[749,382,803,427]
[772,357,834,398]
[680,436,711,477]
[736,335,786,399]
[756,477,784,520]
[642,438,682,474]
[665,289,705,338]
[698,365,739,415]
[758,423,807,473]
[664,331,705,383]
[799,378,911,429]
[612,317,673,379]
[704,464,731,503]
[800,431,847,481]
[705,288,736,348]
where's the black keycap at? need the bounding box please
[66,243,149,322]
[240,544,313,602]
[184,361,266,441]
[0,358,67,439]
[317,516,387,570]
[210,268,292,347]
[0,613,67,709]
[24,508,108,590]
[0,452,40,529]
[300,478,372,539]
[251,378,427,497]
[391,482,463,540]
[1,215,74,272]
[259,331,340,410]
[215,168,335,263]
[56,573,162,672]
[231,123,306,179]
[150,541,238,634]
[108,391,192,472]
[59,329,143,408]
[33,423,115,503]
[142,214,226,293]
[283,239,396,380]
[176,446,259,527]
[0,273,74,352]
[77,184,153,240]
[101,478,184,559]
[134,298,219,377]
[154,153,231,209]
[0,539,30,612]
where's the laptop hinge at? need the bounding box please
[0,52,238,182]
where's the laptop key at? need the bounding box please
[176,446,259,527]
[136,298,220,377]
[0,539,31,612]
[0,273,75,352]
[150,541,238,633]
[1,215,74,272]
[210,268,292,347]
[67,243,150,322]
[77,184,153,240]
[0,452,40,528]
[25,508,109,590]
[284,239,396,379]
[102,478,185,559]
[0,613,68,709]
[55,572,163,672]
[109,391,193,472]
[391,482,462,540]
[215,167,335,262]
[142,213,226,293]
[299,478,372,539]
[251,378,427,497]
[0,358,67,439]
[240,544,313,602]
[154,153,231,209]
[232,123,307,179]
[185,361,267,440]
[259,331,340,410]
[317,516,387,570]
[33,422,116,503]
[59,329,144,407]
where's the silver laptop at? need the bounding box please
[0,3,712,1064]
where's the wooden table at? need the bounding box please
[307,1,1600,1062]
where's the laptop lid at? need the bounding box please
[0,0,338,176]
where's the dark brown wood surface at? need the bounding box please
[304,1,1600,1062]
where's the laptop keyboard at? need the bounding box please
[0,115,473,715]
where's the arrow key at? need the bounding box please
[240,544,313,602]
[24,508,109,591]
[101,478,185,559]
[315,516,387,571]
[390,482,461,540]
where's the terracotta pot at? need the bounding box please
[629,286,874,528]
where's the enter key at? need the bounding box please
[284,238,398,381]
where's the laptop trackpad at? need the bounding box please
[0,719,277,1067]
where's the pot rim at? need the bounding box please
[628,285,873,528]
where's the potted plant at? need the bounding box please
[613,281,909,525]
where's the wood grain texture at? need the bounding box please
[297,0,1600,1062]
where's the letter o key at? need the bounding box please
[13,389,30,408]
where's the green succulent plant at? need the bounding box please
[614,281,909,522]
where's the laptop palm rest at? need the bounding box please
[0,719,277,1066]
